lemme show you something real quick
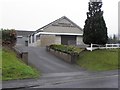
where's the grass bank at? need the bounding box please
[2,47,39,81]
[77,49,119,71]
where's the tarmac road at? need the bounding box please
[33,74,118,88]
[2,70,118,89]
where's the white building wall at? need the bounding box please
[55,35,61,44]
[28,42,37,47]
[28,34,83,47]
[36,40,41,46]
[76,36,83,45]
[28,35,37,47]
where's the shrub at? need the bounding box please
[1,29,17,47]
[49,44,83,55]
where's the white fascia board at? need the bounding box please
[17,36,23,38]
[35,32,83,36]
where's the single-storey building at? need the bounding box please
[16,30,34,46]
[28,16,84,47]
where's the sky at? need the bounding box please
[0,0,119,36]
[118,1,120,36]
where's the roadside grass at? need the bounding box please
[0,48,2,81]
[2,47,40,81]
[77,49,119,71]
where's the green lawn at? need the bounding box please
[2,47,40,81]
[77,49,119,71]
[0,48,2,81]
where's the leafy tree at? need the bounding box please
[83,0,108,45]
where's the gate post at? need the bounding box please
[91,43,93,51]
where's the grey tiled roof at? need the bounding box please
[16,30,35,37]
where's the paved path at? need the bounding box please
[15,46,85,74]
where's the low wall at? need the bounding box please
[13,47,28,64]
[46,46,79,64]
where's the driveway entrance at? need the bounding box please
[15,46,84,73]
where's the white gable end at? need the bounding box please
[51,18,78,28]
[39,16,83,34]
[52,18,74,26]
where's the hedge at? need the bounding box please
[49,44,83,55]
[1,29,17,47]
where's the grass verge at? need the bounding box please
[2,47,39,81]
[77,49,119,71]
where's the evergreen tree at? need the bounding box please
[83,0,108,45]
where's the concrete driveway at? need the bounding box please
[15,46,85,74]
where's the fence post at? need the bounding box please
[112,44,113,48]
[117,44,119,48]
[106,44,107,49]
[91,43,93,51]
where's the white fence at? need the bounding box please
[86,43,120,51]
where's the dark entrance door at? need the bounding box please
[25,40,28,46]
[61,35,76,45]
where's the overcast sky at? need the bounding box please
[0,0,119,36]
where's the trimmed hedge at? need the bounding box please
[49,44,83,55]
